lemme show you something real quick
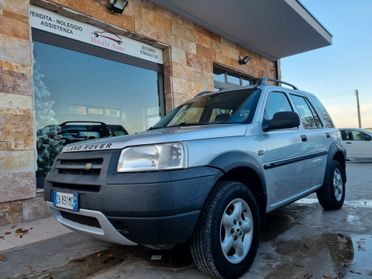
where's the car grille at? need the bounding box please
[55,158,103,176]
[52,182,100,192]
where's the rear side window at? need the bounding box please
[291,95,322,129]
[264,91,293,121]
[343,130,372,141]
[308,95,335,128]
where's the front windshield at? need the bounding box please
[152,89,261,129]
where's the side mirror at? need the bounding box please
[364,134,372,141]
[263,111,300,132]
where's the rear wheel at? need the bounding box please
[190,181,260,279]
[317,160,345,210]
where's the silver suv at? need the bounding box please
[44,78,346,279]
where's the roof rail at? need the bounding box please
[258,78,298,90]
[194,90,215,98]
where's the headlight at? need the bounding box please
[117,143,186,172]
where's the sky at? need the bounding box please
[281,0,372,128]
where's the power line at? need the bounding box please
[325,89,355,95]
[321,92,354,99]
[321,89,355,98]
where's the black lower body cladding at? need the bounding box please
[108,211,200,244]
[45,165,223,244]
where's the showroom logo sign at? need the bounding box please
[90,31,125,52]
[29,5,163,64]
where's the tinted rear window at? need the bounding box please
[308,95,335,128]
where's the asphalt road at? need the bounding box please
[2,162,372,279]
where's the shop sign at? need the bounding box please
[29,5,163,64]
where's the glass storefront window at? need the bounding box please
[227,74,240,85]
[213,72,225,83]
[33,40,164,186]
[213,66,255,90]
[242,79,251,86]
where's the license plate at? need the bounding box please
[53,192,79,212]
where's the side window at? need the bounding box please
[344,130,354,141]
[340,130,349,140]
[291,95,322,129]
[351,130,371,141]
[264,91,293,121]
[306,99,323,128]
[308,95,335,128]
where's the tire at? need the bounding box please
[190,180,260,279]
[317,160,345,210]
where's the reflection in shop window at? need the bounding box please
[33,41,163,187]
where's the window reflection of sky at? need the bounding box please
[33,41,161,134]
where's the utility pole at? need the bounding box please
[355,89,362,128]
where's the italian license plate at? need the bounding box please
[53,192,79,212]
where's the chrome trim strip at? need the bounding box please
[264,151,328,170]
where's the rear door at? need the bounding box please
[262,90,312,211]
[290,94,329,187]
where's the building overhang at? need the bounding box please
[149,0,332,61]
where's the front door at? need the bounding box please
[262,91,312,211]
[342,129,372,159]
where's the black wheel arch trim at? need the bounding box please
[208,151,267,207]
[325,143,347,183]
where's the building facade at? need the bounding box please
[0,0,331,225]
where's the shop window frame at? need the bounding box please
[32,29,166,188]
[32,29,166,116]
[213,64,257,91]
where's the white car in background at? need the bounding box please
[340,128,372,160]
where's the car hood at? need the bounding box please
[62,124,247,152]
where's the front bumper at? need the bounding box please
[46,201,137,246]
[45,151,222,245]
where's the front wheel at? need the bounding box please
[190,181,260,279]
[317,160,345,210]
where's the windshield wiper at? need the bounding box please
[167,122,226,128]
[147,123,194,130]
[167,122,199,128]
[148,126,161,130]
[150,122,229,130]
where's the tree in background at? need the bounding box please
[33,62,58,129]
[33,62,64,184]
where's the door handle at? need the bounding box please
[346,142,352,144]
[301,135,307,142]
[325,132,330,138]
